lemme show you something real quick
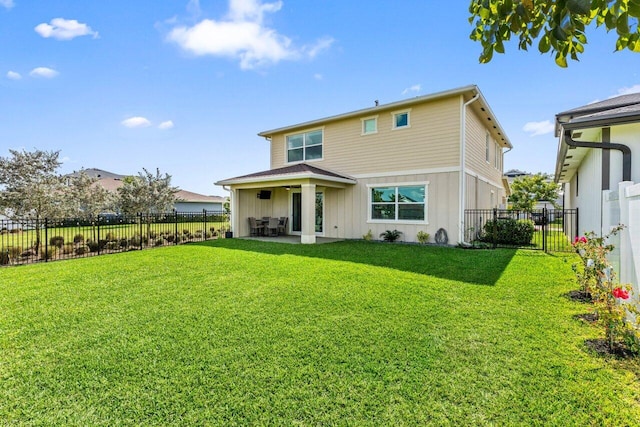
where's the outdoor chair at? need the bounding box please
[248,217,262,236]
[278,217,288,235]
[266,217,279,236]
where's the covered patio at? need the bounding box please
[215,163,357,244]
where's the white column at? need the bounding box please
[301,183,316,244]
[231,188,239,237]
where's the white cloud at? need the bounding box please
[122,117,151,128]
[167,0,332,69]
[0,0,14,10]
[523,120,555,137]
[29,67,59,78]
[6,71,21,80]
[313,73,323,80]
[158,120,174,130]
[614,84,640,96]
[35,18,98,40]
[402,84,422,95]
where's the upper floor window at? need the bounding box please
[287,129,323,163]
[392,110,410,129]
[494,142,500,169]
[370,184,426,221]
[485,133,490,163]
[362,117,377,135]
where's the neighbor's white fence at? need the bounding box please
[602,181,640,306]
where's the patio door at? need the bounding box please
[291,191,323,235]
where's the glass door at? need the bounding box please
[290,191,323,235]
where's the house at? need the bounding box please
[67,168,226,212]
[216,85,512,244]
[554,92,640,296]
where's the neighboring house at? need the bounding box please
[554,92,640,298]
[67,169,225,212]
[216,85,512,244]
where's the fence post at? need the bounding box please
[139,213,143,250]
[203,209,207,241]
[542,207,547,252]
[97,215,101,255]
[491,208,497,249]
[174,210,179,245]
[44,217,48,262]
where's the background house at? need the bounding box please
[554,93,640,299]
[216,85,512,244]
[68,168,226,213]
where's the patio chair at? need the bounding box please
[266,217,279,236]
[278,217,288,235]
[248,217,261,236]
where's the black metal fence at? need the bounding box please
[464,208,579,252]
[0,210,230,266]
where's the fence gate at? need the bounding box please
[464,208,579,252]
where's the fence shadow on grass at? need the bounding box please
[194,239,518,286]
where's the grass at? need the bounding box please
[1,240,639,425]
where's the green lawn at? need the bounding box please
[1,240,639,425]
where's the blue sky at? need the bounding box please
[1,0,639,196]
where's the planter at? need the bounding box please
[225,231,233,238]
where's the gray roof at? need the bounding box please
[558,93,640,116]
[215,163,357,186]
[66,168,125,180]
[556,92,640,133]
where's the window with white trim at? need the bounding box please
[362,117,377,135]
[494,142,500,169]
[287,129,323,163]
[370,185,426,221]
[392,111,410,129]
[485,133,490,163]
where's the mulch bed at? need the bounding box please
[573,313,598,323]
[566,290,592,303]
[585,339,637,359]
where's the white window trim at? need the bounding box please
[366,181,429,224]
[361,115,379,136]
[391,108,411,130]
[485,133,491,164]
[284,127,324,164]
[494,142,500,169]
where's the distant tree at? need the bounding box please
[0,149,67,252]
[63,170,113,218]
[509,173,561,211]
[223,197,230,214]
[469,0,640,67]
[117,168,179,215]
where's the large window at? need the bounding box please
[370,185,426,221]
[287,130,323,163]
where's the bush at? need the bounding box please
[149,231,157,239]
[49,236,65,248]
[62,243,75,255]
[119,238,129,248]
[106,241,120,251]
[362,229,373,241]
[154,238,165,247]
[183,229,190,235]
[104,232,117,241]
[73,233,84,244]
[481,218,534,246]
[86,241,100,253]
[75,245,90,255]
[380,230,402,242]
[0,251,9,265]
[417,231,430,244]
[40,247,56,260]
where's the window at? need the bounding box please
[370,185,426,221]
[362,117,377,135]
[392,111,410,129]
[494,142,500,169]
[485,133,490,163]
[287,129,323,163]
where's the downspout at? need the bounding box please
[563,130,631,181]
[222,185,234,235]
[459,92,480,244]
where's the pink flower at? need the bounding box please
[612,287,630,300]
[573,236,587,245]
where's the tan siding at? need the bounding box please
[465,108,504,185]
[270,96,462,174]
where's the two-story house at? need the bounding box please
[216,85,511,244]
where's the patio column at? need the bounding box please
[301,183,316,244]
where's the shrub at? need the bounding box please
[106,241,120,251]
[98,240,109,250]
[40,247,56,261]
[481,218,534,246]
[362,229,373,241]
[86,241,100,253]
[183,229,190,235]
[75,245,90,255]
[417,231,430,244]
[119,238,129,248]
[62,243,75,255]
[49,236,65,248]
[149,231,157,239]
[166,234,176,243]
[205,231,213,238]
[105,232,117,241]
[380,230,402,242]
[73,233,84,244]
[130,236,141,247]
[0,251,9,265]
[7,246,22,260]
[154,238,165,247]
[194,231,203,239]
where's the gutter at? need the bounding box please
[459,92,480,244]
[563,130,632,181]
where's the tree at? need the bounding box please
[117,168,179,215]
[469,0,640,67]
[508,173,561,211]
[63,170,113,218]
[0,149,67,252]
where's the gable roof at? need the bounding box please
[258,85,512,148]
[555,93,640,134]
[215,163,357,186]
